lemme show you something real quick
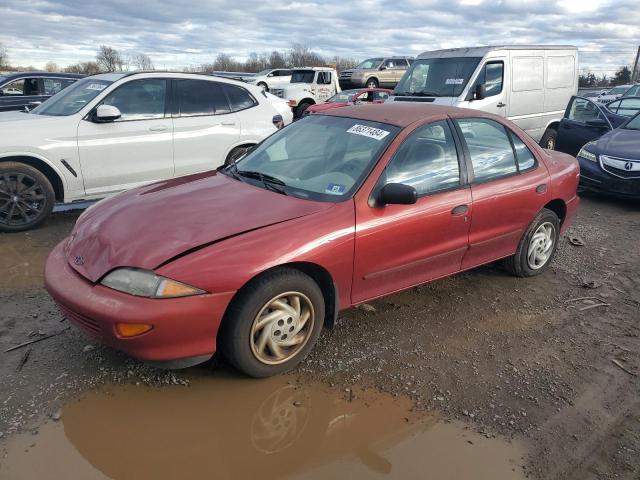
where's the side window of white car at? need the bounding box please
[223,84,257,112]
[176,79,230,117]
[102,79,167,121]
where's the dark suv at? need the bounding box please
[0,72,84,112]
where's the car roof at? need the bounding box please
[0,71,85,80]
[321,103,481,127]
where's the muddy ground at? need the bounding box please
[0,193,639,479]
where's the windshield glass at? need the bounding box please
[327,90,359,103]
[291,70,315,83]
[624,113,640,130]
[226,115,399,202]
[357,58,383,69]
[32,78,112,116]
[256,70,271,76]
[609,86,629,95]
[394,57,482,97]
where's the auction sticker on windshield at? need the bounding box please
[86,84,107,91]
[347,124,390,141]
[445,78,464,85]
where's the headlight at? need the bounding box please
[101,268,206,298]
[577,143,597,162]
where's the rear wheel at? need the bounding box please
[295,102,313,119]
[366,78,379,88]
[0,162,55,233]
[503,208,560,277]
[219,268,325,378]
[539,128,558,150]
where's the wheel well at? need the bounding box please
[544,199,566,225]
[545,121,559,133]
[233,262,339,330]
[226,143,256,162]
[0,155,64,202]
[298,98,315,107]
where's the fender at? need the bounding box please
[0,150,72,202]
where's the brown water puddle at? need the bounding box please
[0,375,526,479]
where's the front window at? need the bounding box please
[100,79,166,121]
[394,57,482,97]
[357,58,383,70]
[623,113,640,130]
[32,78,113,116]
[291,70,315,84]
[567,97,605,124]
[224,115,400,202]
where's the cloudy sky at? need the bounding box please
[1,0,638,75]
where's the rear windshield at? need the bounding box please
[291,71,315,83]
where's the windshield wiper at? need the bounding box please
[236,170,288,195]
[395,91,441,97]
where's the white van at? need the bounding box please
[389,45,578,149]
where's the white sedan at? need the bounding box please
[0,72,292,232]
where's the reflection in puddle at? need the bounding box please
[0,375,525,479]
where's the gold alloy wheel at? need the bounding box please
[250,292,315,365]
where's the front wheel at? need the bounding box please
[0,162,55,233]
[219,268,325,378]
[503,208,560,277]
[366,78,379,88]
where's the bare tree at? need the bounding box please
[212,53,240,72]
[64,61,100,75]
[0,42,9,69]
[45,61,59,72]
[96,45,124,72]
[288,43,324,68]
[129,52,154,71]
[269,50,287,69]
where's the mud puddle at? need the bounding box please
[0,374,525,479]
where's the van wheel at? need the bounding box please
[257,82,269,92]
[366,78,379,88]
[540,128,557,150]
[219,268,325,378]
[0,162,55,233]
[295,102,312,119]
[503,208,560,277]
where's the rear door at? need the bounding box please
[172,78,240,175]
[453,117,550,269]
[556,96,612,156]
[352,119,472,303]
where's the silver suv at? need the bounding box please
[339,56,413,89]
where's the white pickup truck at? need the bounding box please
[270,67,341,118]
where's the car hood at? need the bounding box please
[0,111,59,124]
[593,128,640,159]
[66,171,332,282]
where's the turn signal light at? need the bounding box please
[116,322,153,338]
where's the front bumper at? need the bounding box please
[579,158,640,197]
[338,78,363,89]
[44,241,236,367]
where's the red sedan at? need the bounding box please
[45,104,580,377]
[304,88,393,115]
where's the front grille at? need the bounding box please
[601,155,640,180]
[340,72,353,78]
[57,303,102,337]
[271,88,285,98]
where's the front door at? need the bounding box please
[353,120,471,303]
[77,78,174,197]
[556,96,612,157]
[467,59,507,117]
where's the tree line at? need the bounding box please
[578,66,632,88]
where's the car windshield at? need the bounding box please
[608,85,630,95]
[623,113,640,130]
[31,78,112,116]
[356,58,383,69]
[290,70,315,83]
[256,70,271,76]
[327,90,359,103]
[394,57,482,97]
[225,114,400,202]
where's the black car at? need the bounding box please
[0,72,84,112]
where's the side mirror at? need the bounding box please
[585,118,608,129]
[267,73,274,77]
[379,183,417,206]
[474,83,487,100]
[94,104,121,122]
[379,66,387,70]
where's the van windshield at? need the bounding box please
[394,57,481,98]
[291,71,315,84]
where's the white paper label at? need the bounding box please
[445,78,464,85]
[347,124,390,141]
[86,83,107,91]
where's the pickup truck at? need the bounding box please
[270,67,341,117]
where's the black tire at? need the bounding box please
[257,82,269,92]
[295,102,312,119]
[503,208,560,277]
[0,162,55,233]
[224,145,252,165]
[539,128,558,150]
[219,268,325,378]
[366,78,379,88]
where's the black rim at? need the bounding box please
[0,172,47,227]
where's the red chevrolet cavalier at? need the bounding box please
[45,104,580,377]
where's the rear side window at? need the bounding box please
[223,84,257,112]
[176,79,230,116]
[384,120,460,195]
[509,133,536,171]
[456,118,517,182]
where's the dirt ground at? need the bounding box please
[0,193,639,479]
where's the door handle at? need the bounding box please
[221,122,236,126]
[536,184,548,194]
[149,125,168,132]
[497,102,506,108]
[451,204,469,215]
